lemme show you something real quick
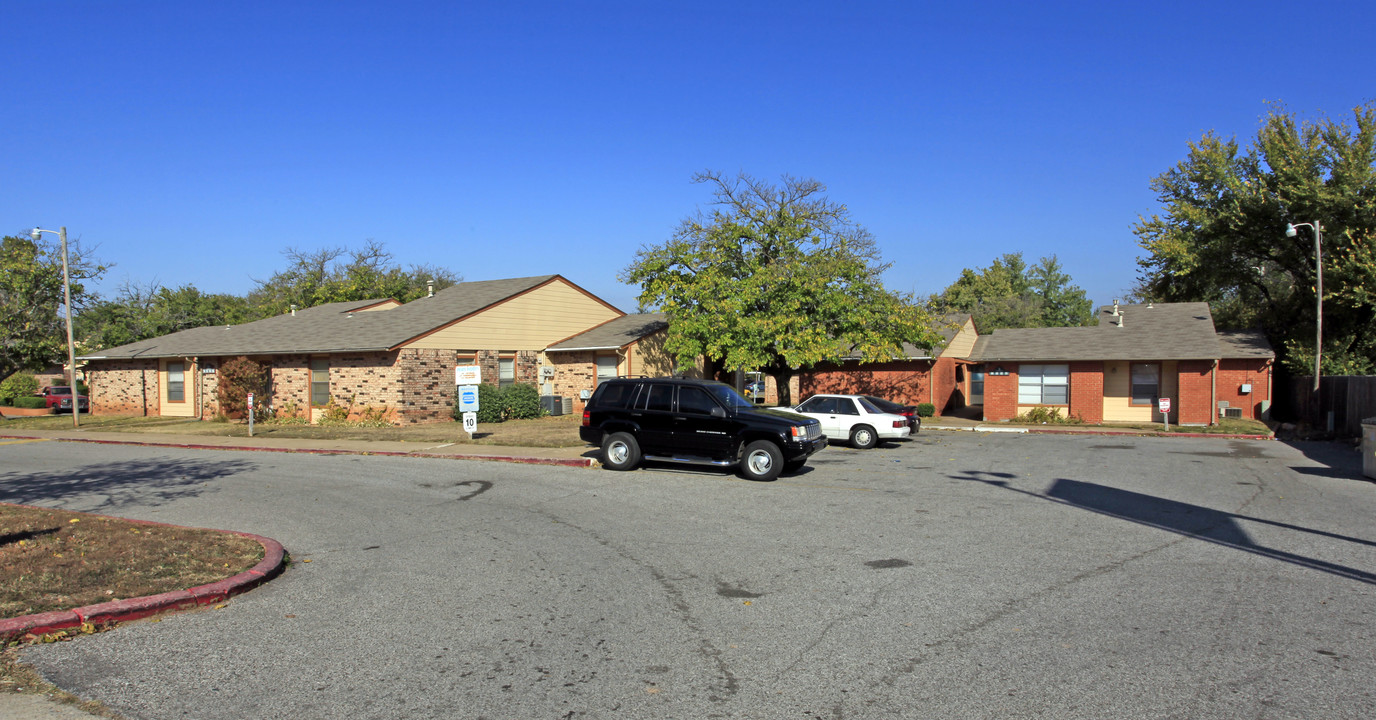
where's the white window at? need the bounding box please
[167,362,185,403]
[1018,364,1069,405]
[499,356,516,387]
[595,355,619,384]
[1131,363,1159,405]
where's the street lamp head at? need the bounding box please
[1284,223,1298,237]
[30,228,42,241]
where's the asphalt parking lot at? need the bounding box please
[5,431,1374,719]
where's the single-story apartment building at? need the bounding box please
[79,275,672,424]
[967,302,1274,424]
[793,314,979,414]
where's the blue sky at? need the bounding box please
[6,1,1375,315]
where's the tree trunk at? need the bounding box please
[770,367,796,407]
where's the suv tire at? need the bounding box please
[849,424,878,449]
[739,440,783,482]
[602,432,641,471]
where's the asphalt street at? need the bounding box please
[2,432,1373,719]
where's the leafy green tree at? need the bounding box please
[246,240,461,318]
[1133,103,1376,374]
[80,281,251,350]
[0,233,105,380]
[930,253,1092,330]
[621,171,939,407]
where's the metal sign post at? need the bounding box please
[456,364,482,439]
[247,392,255,437]
[1159,397,1171,431]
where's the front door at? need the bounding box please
[969,366,985,406]
[160,359,194,417]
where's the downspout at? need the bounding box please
[192,357,201,420]
[1211,359,1219,426]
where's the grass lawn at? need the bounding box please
[2,504,265,716]
[1,412,588,447]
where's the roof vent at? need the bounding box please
[427,280,434,298]
[290,304,297,317]
[347,311,354,318]
[1112,299,1120,316]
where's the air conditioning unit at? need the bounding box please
[540,395,565,416]
[562,397,573,415]
[1222,407,1242,419]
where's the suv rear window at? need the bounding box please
[594,382,639,409]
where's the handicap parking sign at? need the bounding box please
[458,385,480,412]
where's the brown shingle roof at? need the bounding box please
[970,302,1223,362]
[1215,330,1276,359]
[546,313,668,351]
[80,275,564,360]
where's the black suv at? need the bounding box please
[580,377,827,481]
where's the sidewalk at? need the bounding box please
[0,426,600,467]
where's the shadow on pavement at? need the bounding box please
[0,456,256,510]
[954,469,1376,586]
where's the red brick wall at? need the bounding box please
[398,348,456,424]
[1177,360,1215,425]
[798,360,935,410]
[86,360,159,415]
[983,367,1018,422]
[1069,361,1104,423]
[1217,359,1271,419]
[932,357,958,413]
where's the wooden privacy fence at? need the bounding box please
[1275,375,1376,437]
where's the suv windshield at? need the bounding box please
[704,382,754,410]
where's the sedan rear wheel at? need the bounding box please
[849,424,877,449]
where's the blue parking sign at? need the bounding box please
[458,385,480,412]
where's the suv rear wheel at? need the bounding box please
[602,432,640,471]
[739,440,783,482]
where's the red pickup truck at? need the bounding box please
[39,386,89,413]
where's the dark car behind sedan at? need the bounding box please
[860,395,920,434]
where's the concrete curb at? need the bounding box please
[0,510,287,642]
[0,434,598,468]
[924,424,1272,440]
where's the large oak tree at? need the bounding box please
[621,171,939,406]
[1133,104,1376,374]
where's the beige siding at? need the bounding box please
[628,329,679,377]
[159,359,195,417]
[941,319,979,359]
[1103,360,1177,422]
[358,300,401,312]
[402,280,622,350]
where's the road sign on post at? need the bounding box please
[247,392,255,437]
[1159,397,1171,431]
[462,411,477,437]
[458,385,480,413]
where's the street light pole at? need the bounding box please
[30,226,81,428]
[1285,221,1323,393]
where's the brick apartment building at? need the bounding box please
[968,302,1274,424]
[78,275,673,425]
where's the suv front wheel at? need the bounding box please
[602,432,641,471]
[739,440,783,482]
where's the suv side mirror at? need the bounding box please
[710,406,726,418]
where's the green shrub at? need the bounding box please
[13,396,48,409]
[0,373,40,405]
[503,383,544,420]
[1013,406,1081,424]
[915,403,936,417]
[474,384,505,423]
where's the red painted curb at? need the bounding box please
[0,515,286,642]
[0,434,595,467]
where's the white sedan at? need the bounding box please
[791,394,912,449]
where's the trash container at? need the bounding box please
[1364,417,1376,480]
